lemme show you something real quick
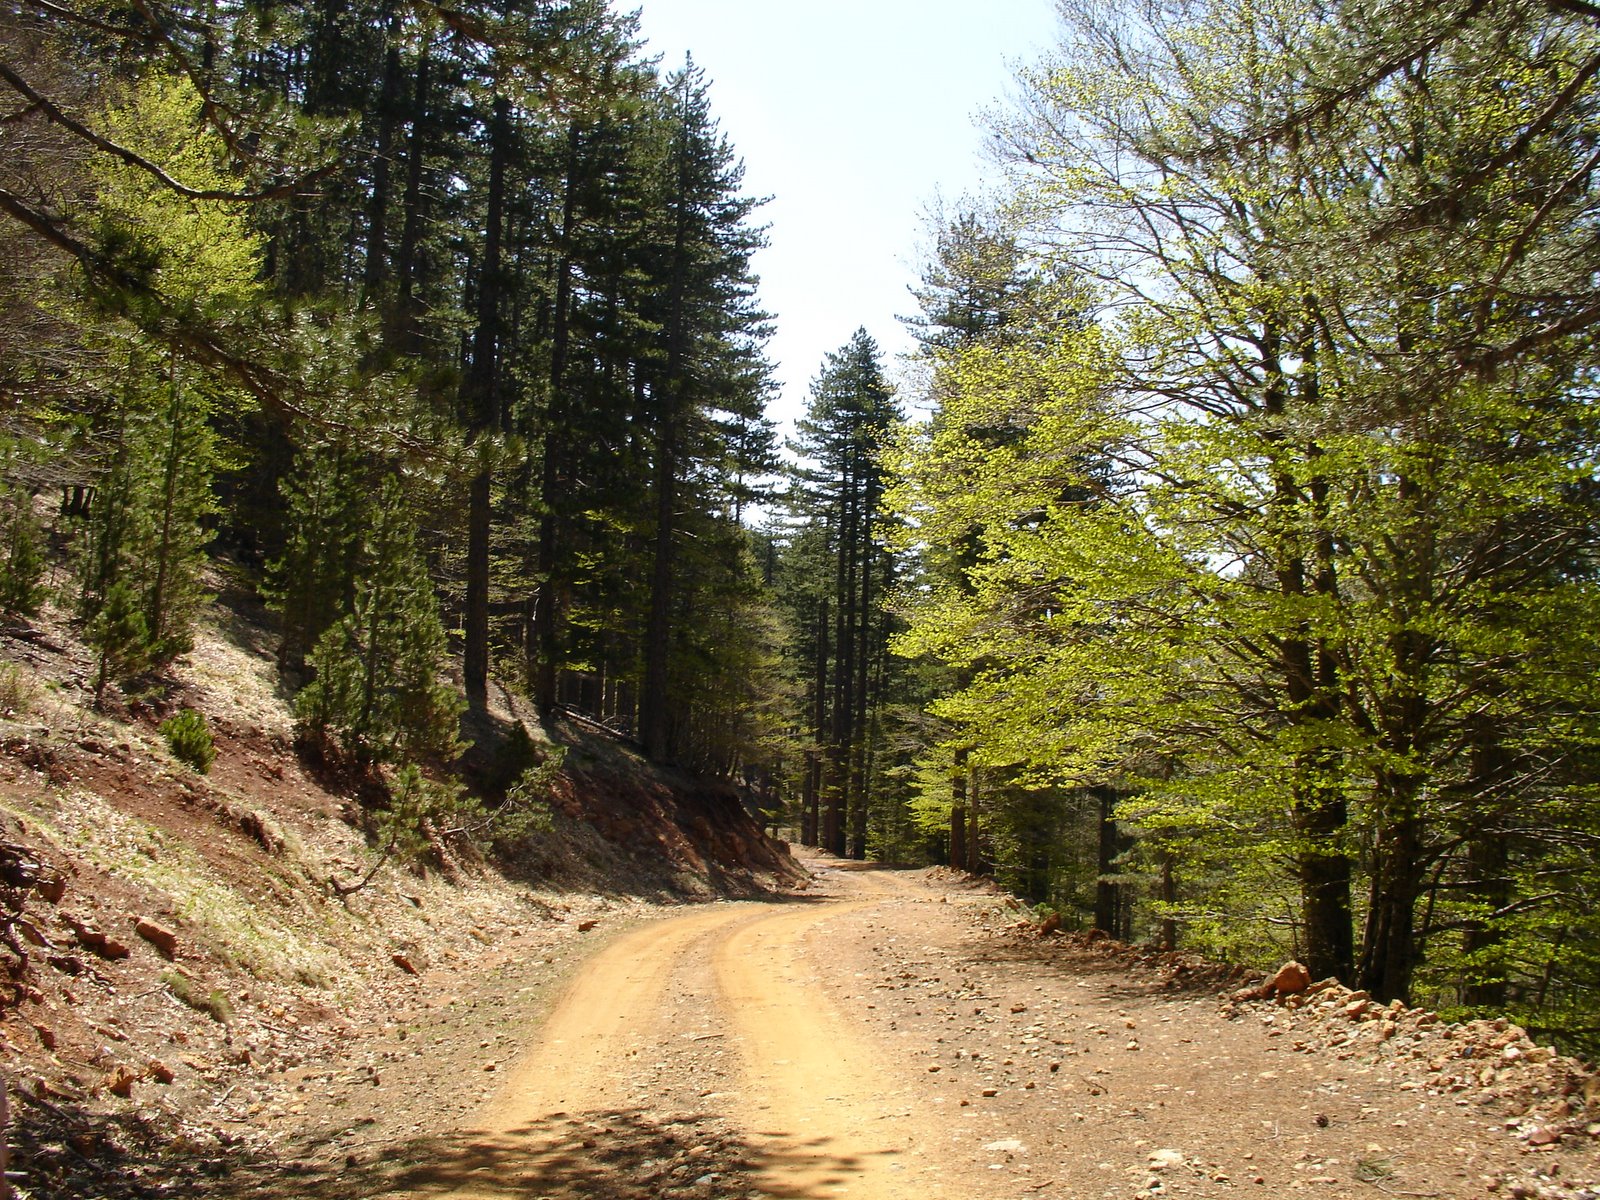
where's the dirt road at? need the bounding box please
[401,862,973,1200]
[261,856,1596,1200]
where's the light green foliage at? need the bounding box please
[67,74,263,667]
[160,708,216,774]
[90,75,268,324]
[887,0,1600,1043]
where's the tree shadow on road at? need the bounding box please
[202,1104,888,1199]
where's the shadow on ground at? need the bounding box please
[960,923,1253,1002]
[8,1086,226,1200]
[201,1105,886,1199]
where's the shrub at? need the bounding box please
[0,662,39,718]
[293,479,462,765]
[89,578,152,696]
[160,708,216,773]
[495,748,566,842]
[161,970,232,1023]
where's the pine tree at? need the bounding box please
[295,476,462,765]
[785,330,897,857]
[632,58,771,762]
[265,440,371,674]
[0,488,47,618]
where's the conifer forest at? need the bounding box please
[5,0,1600,1060]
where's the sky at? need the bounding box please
[630,0,1062,437]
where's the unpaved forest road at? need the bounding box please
[329,856,1596,1200]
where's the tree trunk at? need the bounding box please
[389,47,429,352]
[804,597,828,846]
[949,748,968,870]
[1093,786,1123,935]
[964,768,982,874]
[1359,789,1426,1003]
[361,1,402,298]
[847,530,875,860]
[462,93,511,707]
[531,121,584,714]
[640,420,676,760]
[1159,853,1178,951]
[1461,829,1510,1008]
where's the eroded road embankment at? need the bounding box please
[399,861,962,1200]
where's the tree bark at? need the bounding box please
[462,93,511,707]
[1093,786,1123,935]
[531,120,583,714]
[390,47,430,351]
[949,748,969,870]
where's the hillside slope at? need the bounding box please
[0,565,804,1199]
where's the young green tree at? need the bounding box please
[69,74,264,667]
[265,439,372,674]
[295,475,463,765]
[886,0,1600,1032]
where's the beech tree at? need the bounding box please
[888,0,1600,1043]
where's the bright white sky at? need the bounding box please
[631,0,1061,437]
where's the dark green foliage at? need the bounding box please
[89,578,151,697]
[75,349,219,669]
[777,330,900,858]
[5,0,786,790]
[294,477,462,765]
[490,748,566,844]
[0,489,47,617]
[265,441,370,674]
[160,708,216,773]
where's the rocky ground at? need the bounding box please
[190,860,1600,1200]
[0,568,1592,1200]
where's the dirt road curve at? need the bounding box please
[414,863,965,1200]
[361,856,1596,1200]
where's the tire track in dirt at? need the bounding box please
[404,865,964,1200]
[716,896,936,1198]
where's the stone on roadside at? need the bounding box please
[105,1066,137,1098]
[1267,961,1311,996]
[135,918,179,959]
[64,914,131,960]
